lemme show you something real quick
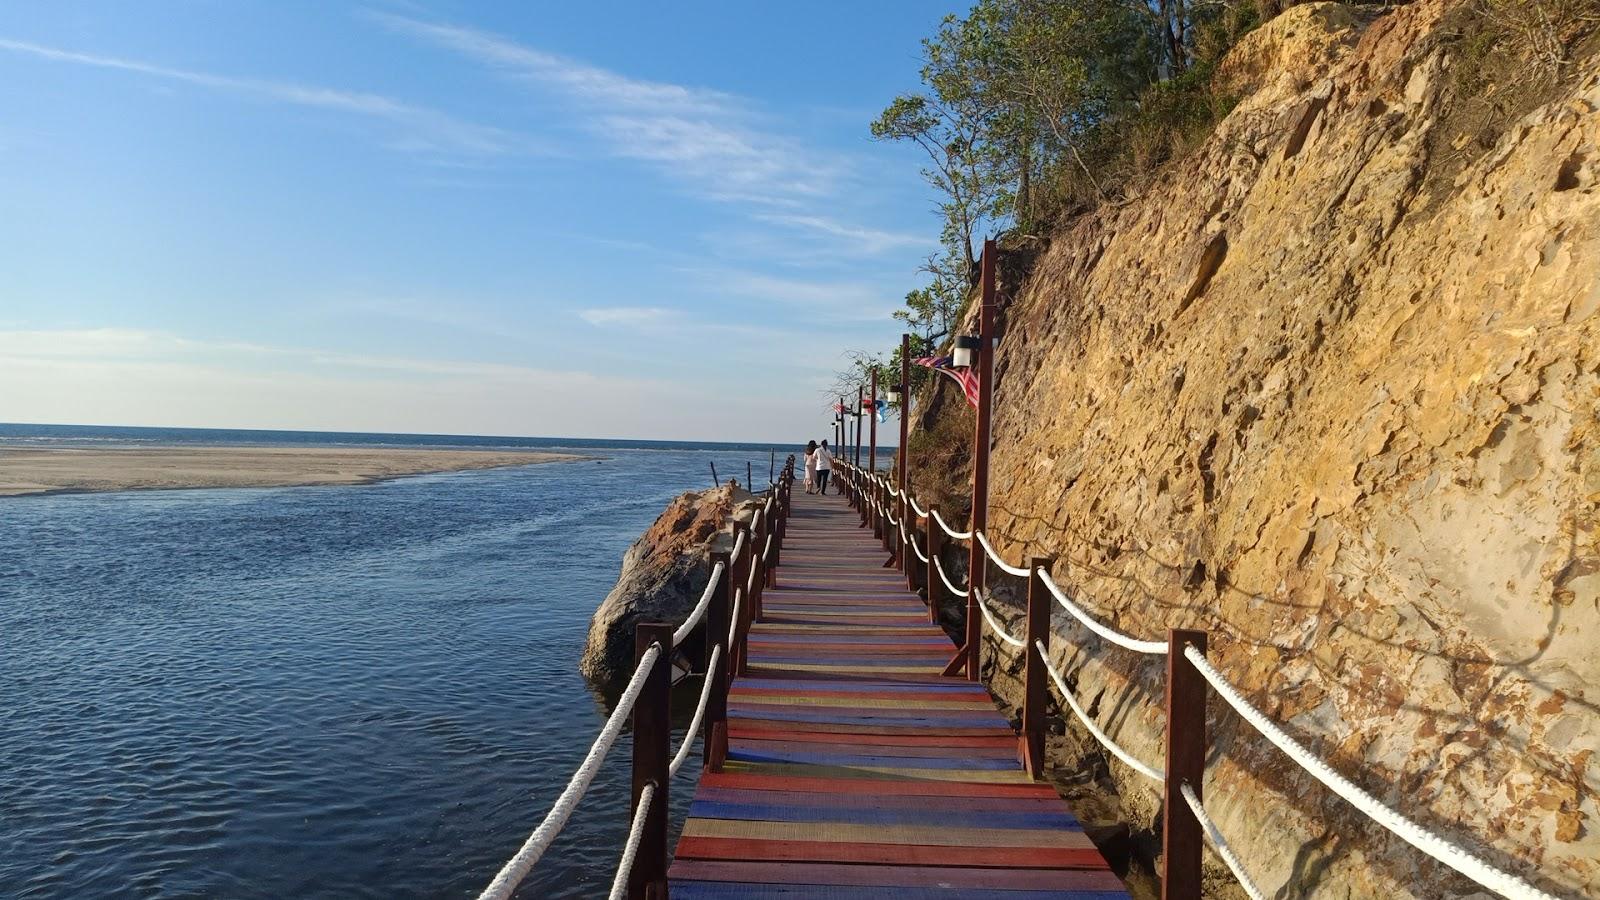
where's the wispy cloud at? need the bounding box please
[376,15,842,201]
[754,214,934,254]
[0,36,517,156]
[578,306,678,327]
[693,270,901,323]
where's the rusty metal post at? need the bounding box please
[925,510,944,624]
[1163,629,1209,900]
[703,551,731,771]
[629,622,672,900]
[963,239,999,681]
[869,368,877,476]
[897,333,911,576]
[1021,556,1054,778]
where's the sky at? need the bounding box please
[0,2,954,443]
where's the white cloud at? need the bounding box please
[0,36,517,156]
[377,15,842,201]
[698,271,899,322]
[578,307,677,328]
[754,214,933,254]
[0,327,832,442]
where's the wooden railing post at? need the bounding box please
[629,622,672,900]
[1163,628,1208,900]
[703,552,731,771]
[926,507,944,624]
[963,544,981,681]
[751,508,766,623]
[1021,556,1054,778]
[733,522,753,677]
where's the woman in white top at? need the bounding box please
[803,440,818,493]
[813,440,833,495]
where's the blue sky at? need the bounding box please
[0,2,952,442]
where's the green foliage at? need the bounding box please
[856,0,1263,401]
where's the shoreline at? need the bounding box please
[0,445,590,497]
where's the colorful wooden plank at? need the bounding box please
[666,491,1128,897]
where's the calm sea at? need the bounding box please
[0,424,804,898]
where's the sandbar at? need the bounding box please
[0,446,586,497]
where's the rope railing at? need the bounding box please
[977,589,1025,648]
[669,644,721,776]
[877,462,1558,898]
[931,508,972,540]
[476,641,662,900]
[902,521,929,563]
[975,530,1031,577]
[1182,646,1557,900]
[933,555,967,596]
[606,782,655,900]
[672,560,725,645]
[1037,569,1168,656]
[475,454,798,899]
[1179,782,1265,900]
[1036,639,1164,783]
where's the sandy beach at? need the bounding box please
[0,446,586,496]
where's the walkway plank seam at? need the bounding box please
[668,491,1129,898]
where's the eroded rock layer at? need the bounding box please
[956,2,1598,895]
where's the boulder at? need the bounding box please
[579,482,761,688]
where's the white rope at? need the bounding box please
[762,533,774,563]
[975,531,1031,577]
[1037,640,1165,782]
[606,782,655,900]
[1179,781,1266,900]
[1038,569,1168,656]
[477,642,663,900]
[932,509,972,540]
[934,555,968,596]
[901,521,929,563]
[729,530,747,565]
[1182,646,1556,900]
[908,495,929,518]
[669,644,721,776]
[727,589,742,647]
[672,561,725,645]
[977,590,1025,648]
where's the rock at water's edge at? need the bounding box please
[579,483,758,688]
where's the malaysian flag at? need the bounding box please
[914,355,979,410]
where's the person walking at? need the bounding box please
[803,440,818,494]
[813,439,833,495]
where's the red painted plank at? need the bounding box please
[675,836,1111,870]
[697,771,1060,799]
[668,860,1127,890]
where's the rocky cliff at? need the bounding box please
[918,1,1599,896]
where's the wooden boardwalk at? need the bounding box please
[668,490,1129,898]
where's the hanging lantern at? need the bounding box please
[886,384,903,405]
[952,334,980,368]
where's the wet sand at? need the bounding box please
[0,446,586,496]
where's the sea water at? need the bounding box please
[0,426,803,898]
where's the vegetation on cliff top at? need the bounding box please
[854,0,1598,382]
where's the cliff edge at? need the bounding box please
[924,1,1598,895]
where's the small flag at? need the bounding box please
[913,355,979,410]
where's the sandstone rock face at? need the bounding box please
[579,484,757,687]
[955,2,1598,896]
